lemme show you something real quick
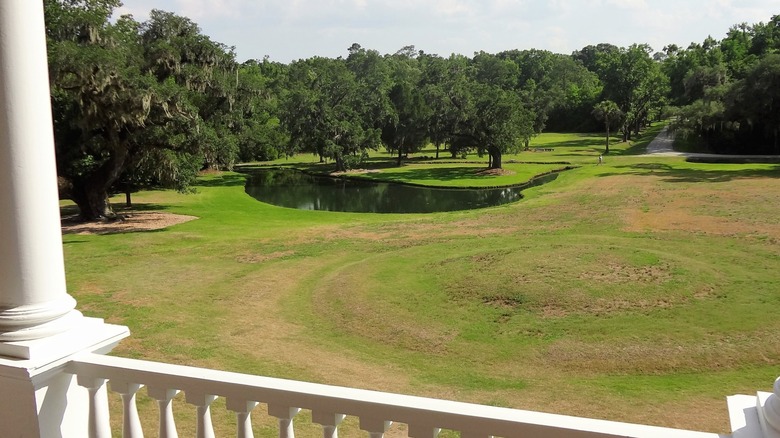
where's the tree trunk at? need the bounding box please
[435,142,440,159]
[123,181,133,207]
[66,139,130,221]
[397,147,403,167]
[71,183,116,221]
[334,153,346,172]
[489,149,502,169]
[605,120,611,154]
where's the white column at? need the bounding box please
[0,0,82,343]
[0,2,130,437]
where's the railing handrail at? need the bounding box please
[66,352,728,438]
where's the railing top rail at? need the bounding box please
[67,352,728,438]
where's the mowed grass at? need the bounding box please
[61,125,780,435]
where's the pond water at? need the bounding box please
[243,167,560,214]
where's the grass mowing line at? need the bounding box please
[280,241,532,393]
[61,128,780,434]
[281,230,752,385]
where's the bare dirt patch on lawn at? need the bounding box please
[62,211,197,235]
[617,175,780,238]
[475,168,516,176]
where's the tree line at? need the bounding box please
[663,17,780,154]
[44,0,779,220]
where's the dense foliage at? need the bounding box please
[44,1,780,219]
[46,0,240,219]
[664,16,780,153]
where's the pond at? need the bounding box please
[243,167,560,214]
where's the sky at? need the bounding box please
[114,0,779,63]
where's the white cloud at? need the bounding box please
[545,26,570,54]
[434,0,473,17]
[114,0,780,61]
[172,0,254,20]
[606,0,647,9]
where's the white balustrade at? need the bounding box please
[66,352,729,438]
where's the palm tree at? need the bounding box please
[592,100,623,154]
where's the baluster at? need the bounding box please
[76,375,112,438]
[312,412,345,438]
[185,392,217,438]
[226,398,258,438]
[268,405,301,438]
[147,387,180,438]
[359,417,392,438]
[761,376,780,433]
[110,380,145,438]
[407,425,441,438]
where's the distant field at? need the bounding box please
[263,128,640,171]
[348,162,569,188]
[62,124,780,436]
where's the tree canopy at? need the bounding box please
[47,0,239,220]
[43,1,780,219]
[667,15,780,153]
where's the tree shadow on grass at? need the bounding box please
[600,163,780,183]
[613,141,654,156]
[62,226,170,236]
[60,204,81,217]
[250,160,400,175]
[539,138,604,148]
[552,151,604,158]
[194,173,247,187]
[374,166,489,183]
[62,240,88,245]
[524,136,617,158]
[60,203,173,223]
[114,203,173,212]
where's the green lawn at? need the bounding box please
[62,124,780,435]
[260,125,657,171]
[350,162,569,187]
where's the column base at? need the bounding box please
[0,316,129,361]
[0,295,80,342]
